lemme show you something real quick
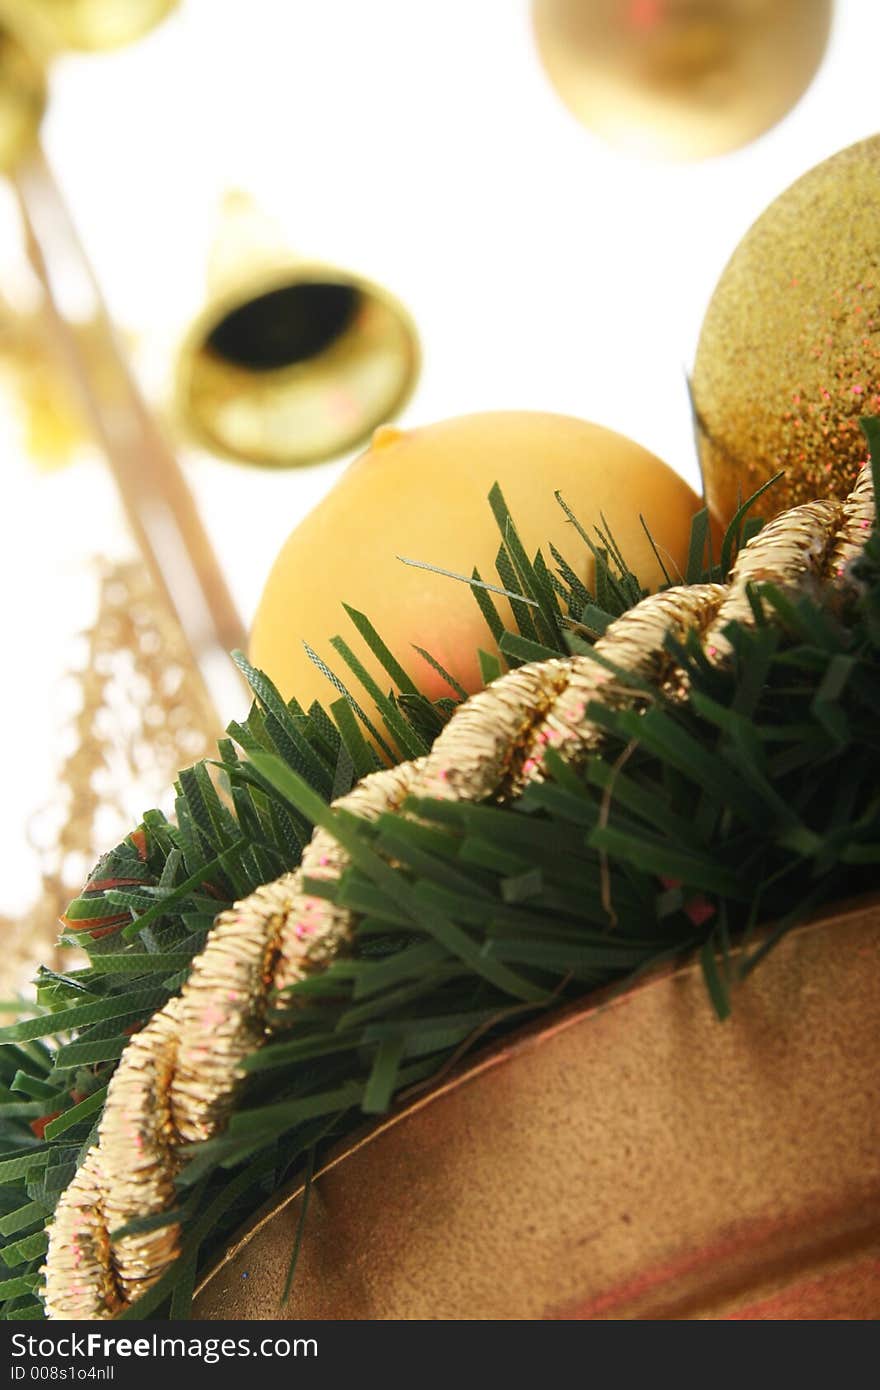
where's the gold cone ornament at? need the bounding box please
[531,0,832,161]
[693,135,880,524]
[175,193,421,468]
[41,464,875,1319]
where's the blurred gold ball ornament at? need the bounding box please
[531,0,832,161]
[0,0,177,174]
[693,135,880,524]
[19,0,179,51]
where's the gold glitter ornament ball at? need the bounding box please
[693,136,880,525]
[250,411,702,718]
[531,0,831,162]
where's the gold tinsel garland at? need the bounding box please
[42,468,875,1319]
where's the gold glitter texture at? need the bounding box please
[693,136,880,523]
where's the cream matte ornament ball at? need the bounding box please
[531,0,832,161]
[693,136,880,525]
[249,411,702,717]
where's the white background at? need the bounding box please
[2,0,880,912]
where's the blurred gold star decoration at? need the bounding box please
[0,556,219,997]
[0,298,138,470]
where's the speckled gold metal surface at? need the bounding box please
[41,472,877,1318]
[693,136,880,524]
[192,897,880,1321]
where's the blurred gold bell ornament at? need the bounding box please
[693,135,880,523]
[531,0,832,160]
[175,192,421,468]
[17,0,179,51]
